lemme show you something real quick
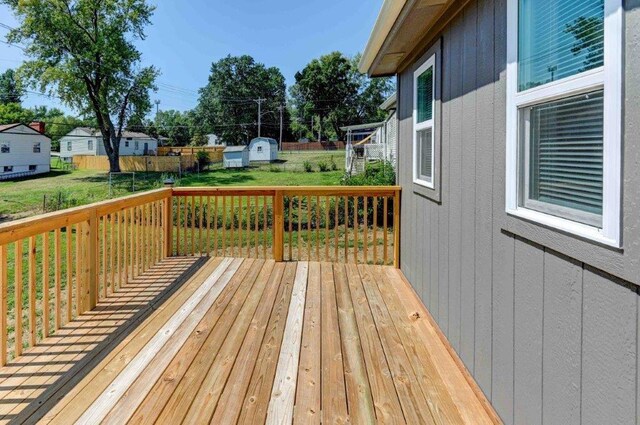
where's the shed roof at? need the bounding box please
[250,137,278,146]
[74,127,153,139]
[223,146,249,153]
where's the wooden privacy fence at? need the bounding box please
[167,186,401,266]
[157,146,224,162]
[73,155,197,172]
[0,188,172,364]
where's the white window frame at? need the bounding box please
[135,140,139,150]
[413,54,436,189]
[0,142,9,154]
[33,142,41,153]
[505,0,623,247]
[67,141,72,151]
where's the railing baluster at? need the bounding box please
[344,196,348,263]
[54,229,61,330]
[298,196,302,260]
[230,196,235,257]
[15,241,23,357]
[207,196,212,256]
[353,197,358,265]
[0,244,6,366]
[222,196,227,256]
[117,211,122,290]
[383,196,388,265]
[198,196,203,255]
[176,197,181,256]
[182,198,188,257]
[325,197,329,262]
[334,198,339,262]
[263,195,267,260]
[315,196,320,261]
[75,223,81,316]
[28,236,36,347]
[288,197,292,261]
[66,226,72,323]
[123,209,129,286]
[213,196,219,257]
[307,195,311,261]
[190,196,195,256]
[363,196,368,264]
[109,214,115,292]
[373,197,378,265]
[43,232,50,338]
[254,195,259,259]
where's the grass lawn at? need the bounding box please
[0,151,347,222]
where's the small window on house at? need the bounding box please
[257,146,263,153]
[135,141,139,150]
[506,0,621,246]
[67,141,72,151]
[3,166,13,173]
[413,54,436,188]
[88,140,94,150]
[125,140,130,148]
[29,165,37,171]
[0,143,9,154]
[33,143,41,153]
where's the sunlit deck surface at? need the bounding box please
[2,257,496,424]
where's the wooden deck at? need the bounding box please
[2,257,497,424]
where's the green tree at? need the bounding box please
[197,55,286,145]
[3,0,159,172]
[291,52,394,141]
[0,69,22,104]
[0,102,34,124]
[154,109,192,146]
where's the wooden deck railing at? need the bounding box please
[0,188,172,365]
[168,186,400,266]
[0,185,400,365]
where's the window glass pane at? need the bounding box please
[518,0,604,91]
[526,90,603,221]
[417,66,434,123]
[417,128,433,181]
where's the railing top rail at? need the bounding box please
[0,188,172,246]
[172,186,401,197]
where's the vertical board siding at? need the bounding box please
[581,269,637,425]
[542,251,582,425]
[396,0,640,424]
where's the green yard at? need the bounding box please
[0,151,346,222]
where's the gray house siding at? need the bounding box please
[397,0,640,424]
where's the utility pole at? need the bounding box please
[254,98,266,138]
[154,99,161,116]
[277,104,284,151]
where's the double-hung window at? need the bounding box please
[506,0,622,246]
[88,140,94,150]
[413,54,436,188]
[33,143,41,153]
[0,143,9,154]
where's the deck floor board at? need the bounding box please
[0,257,497,424]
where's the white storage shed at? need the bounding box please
[223,146,250,168]
[248,137,278,162]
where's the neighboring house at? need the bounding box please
[361,0,638,424]
[59,127,157,162]
[206,134,226,147]
[248,137,278,162]
[0,122,51,180]
[223,146,249,168]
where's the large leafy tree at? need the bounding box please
[291,52,394,141]
[3,0,159,172]
[197,55,286,145]
[154,109,194,147]
[0,69,22,104]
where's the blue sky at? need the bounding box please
[0,0,382,114]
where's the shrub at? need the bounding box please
[330,156,338,171]
[196,150,211,170]
[342,161,395,186]
[317,161,329,172]
[303,160,313,173]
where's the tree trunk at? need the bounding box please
[102,133,121,173]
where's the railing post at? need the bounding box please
[393,189,401,269]
[88,209,98,310]
[273,190,284,262]
[163,181,174,258]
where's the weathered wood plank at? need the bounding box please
[265,261,308,425]
[293,261,321,425]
